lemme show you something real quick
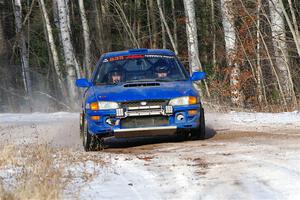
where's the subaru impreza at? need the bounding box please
[76,48,206,151]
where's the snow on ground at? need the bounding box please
[1,111,300,199]
[0,112,78,123]
[206,111,300,133]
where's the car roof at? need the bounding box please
[101,48,176,59]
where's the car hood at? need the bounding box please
[90,81,198,102]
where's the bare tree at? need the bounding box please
[279,0,300,57]
[256,0,265,107]
[38,0,67,98]
[111,0,140,48]
[101,0,112,52]
[171,0,178,51]
[157,0,178,54]
[269,0,297,106]
[0,2,12,110]
[93,0,104,53]
[78,0,92,77]
[13,0,32,106]
[220,0,243,107]
[149,0,158,48]
[183,0,210,97]
[55,0,80,101]
[211,0,216,69]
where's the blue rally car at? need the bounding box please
[76,48,206,151]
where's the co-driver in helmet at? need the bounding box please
[154,59,170,78]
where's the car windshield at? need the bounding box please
[93,55,188,84]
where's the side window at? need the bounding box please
[94,62,111,83]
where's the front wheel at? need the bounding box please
[80,113,84,139]
[191,107,206,140]
[83,119,104,151]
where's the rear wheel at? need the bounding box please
[83,119,104,151]
[191,107,206,140]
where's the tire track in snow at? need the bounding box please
[79,156,164,200]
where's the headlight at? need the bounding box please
[87,101,119,110]
[169,96,198,106]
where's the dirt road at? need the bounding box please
[0,112,300,199]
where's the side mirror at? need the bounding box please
[76,78,92,88]
[191,72,206,81]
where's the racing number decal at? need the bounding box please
[107,55,145,62]
[109,56,124,62]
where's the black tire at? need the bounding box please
[191,107,206,140]
[83,119,104,151]
[80,113,84,139]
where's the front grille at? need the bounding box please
[121,100,168,108]
[121,116,169,128]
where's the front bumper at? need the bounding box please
[85,104,201,138]
[114,126,177,138]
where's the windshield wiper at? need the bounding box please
[94,82,105,85]
[94,82,121,86]
[155,78,172,82]
[174,79,188,81]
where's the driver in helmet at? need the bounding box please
[108,69,122,84]
[155,60,170,78]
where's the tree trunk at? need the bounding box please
[210,0,216,69]
[161,13,166,49]
[171,0,178,51]
[183,0,210,97]
[270,0,297,106]
[78,0,92,77]
[146,0,152,47]
[279,0,300,57]
[0,3,12,111]
[256,0,265,107]
[101,0,112,52]
[149,0,157,48]
[13,0,32,108]
[220,0,243,107]
[56,0,80,101]
[136,0,141,45]
[0,3,6,64]
[93,0,104,53]
[111,0,139,48]
[157,0,178,54]
[38,0,67,98]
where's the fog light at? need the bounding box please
[105,118,115,126]
[91,116,100,121]
[188,110,198,116]
[176,114,184,121]
[165,105,173,114]
[116,108,124,117]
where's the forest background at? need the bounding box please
[0,0,299,112]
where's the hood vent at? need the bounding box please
[124,82,160,88]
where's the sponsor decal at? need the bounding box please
[98,95,107,99]
[104,54,174,63]
[106,55,145,62]
[144,55,174,59]
[126,55,144,59]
